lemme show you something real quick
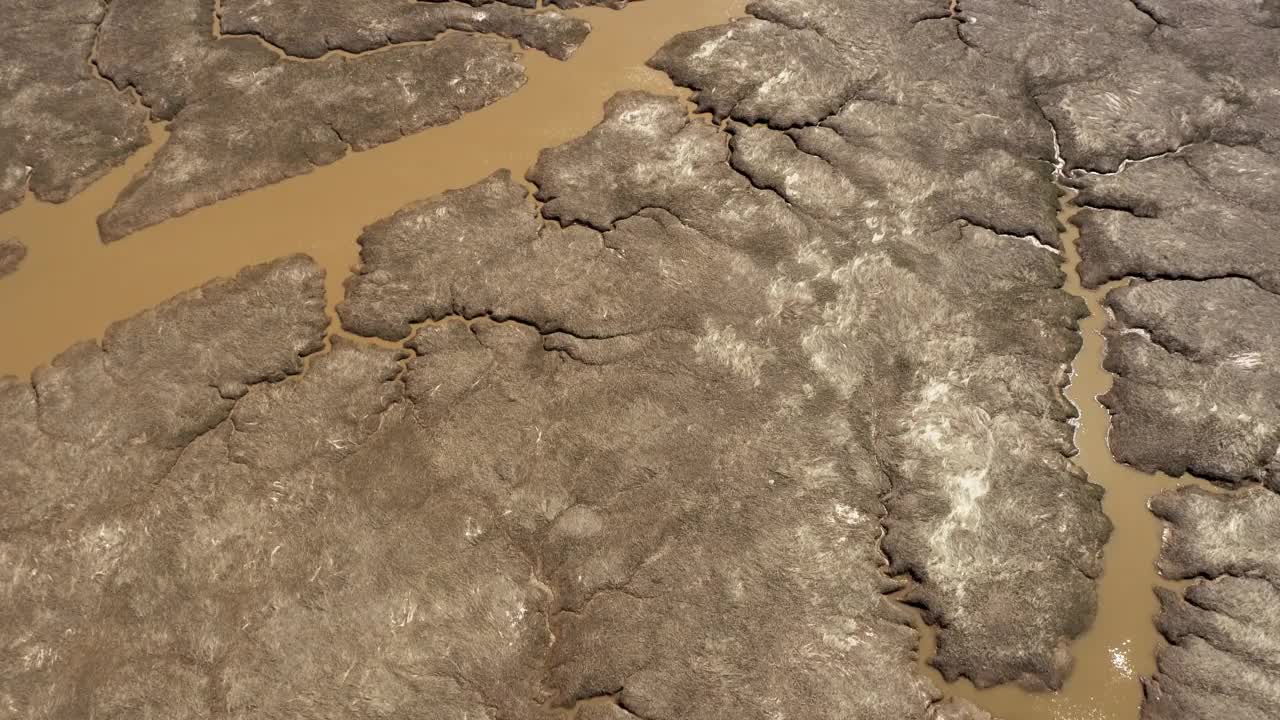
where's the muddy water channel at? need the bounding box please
[0,5,1198,720]
[917,191,1203,720]
[0,0,747,378]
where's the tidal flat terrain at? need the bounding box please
[1,1,1277,719]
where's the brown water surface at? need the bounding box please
[0,7,1209,720]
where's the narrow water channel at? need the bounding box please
[913,188,1201,720]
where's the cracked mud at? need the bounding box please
[2,0,1279,719]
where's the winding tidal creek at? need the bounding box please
[913,188,1212,720]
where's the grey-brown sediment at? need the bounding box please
[2,12,1093,719]
[0,238,25,279]
[3,0,1280,718]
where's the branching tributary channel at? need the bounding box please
[912,187,1211,719]
[0,0,750,378]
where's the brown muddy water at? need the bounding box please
[0,5,1199,720]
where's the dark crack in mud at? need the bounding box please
[214,0,594,61]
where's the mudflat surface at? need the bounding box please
[2,1,1279,719]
